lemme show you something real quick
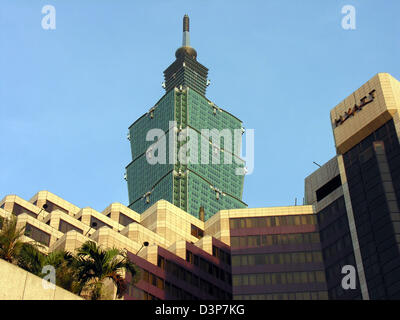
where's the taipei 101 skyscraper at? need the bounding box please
[126,15,247,221]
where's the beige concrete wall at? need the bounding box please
[140,200,204,244]
[29,191,81,217]
[0,259,82,300]
[205,206,315,245]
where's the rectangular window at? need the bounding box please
[43,201,68,214]
[308,271,316,283]
[191,224,204,239]
[158,255,165,269]
[12,203,36,218]
[156,277,164,289]
[232,256,240,267]
[231,237,240,248]
[316,271,326,283]
[301,272,308,283]
[90,216,111,230]
[313,252,322,263]
[264,274,271,285]
[233,275,241,286]
[242,275,249,286]
[59,219,82,234]
[316,175,342,202]
[119,214,135,226]
[286,272,293,284]
[24,224,51,246]
[256,274,264,285]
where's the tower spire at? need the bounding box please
[164,15,208,94]
[175,15,197,59]
[182,14,190,46]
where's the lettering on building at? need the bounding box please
[334,89,376,127]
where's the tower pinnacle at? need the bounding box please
[176,14,197,59]
[183,14,189,32]
[164,15,208,94]
[182,14,190,46]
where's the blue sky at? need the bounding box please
[1,0,399,212]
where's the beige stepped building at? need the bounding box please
[0,190,325,300]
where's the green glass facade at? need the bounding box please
[126,19,247,220]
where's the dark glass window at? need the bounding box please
[58,219,82,234]
[316,175,342,201]
[43,201,68,214]
[12,203,36,218]
[90,216,111,230]
[119,214,135,226]
[25,223,51,246]
[191,224,204,239]
[157,255,165,269]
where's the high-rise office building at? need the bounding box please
[306,73,400,299]
[125,15,247,220]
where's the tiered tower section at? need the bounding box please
[126,15,247,220]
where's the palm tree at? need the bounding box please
[17,245,83,294]
[75,241,138,300]
[0,215,28,263]
[1,216,138,299]
[16,242,46,275]
[44,250,82,293]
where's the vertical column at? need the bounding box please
[337,154,370,300]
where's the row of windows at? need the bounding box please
[319,215,349,242]
[317,197,346,226]
[323,234,352,261]
[158,256,231,299]
[230,215,317,229]
[165,281,198,300]
[325,254,356,283]
[232,251,323,267]
[232,270,326,287]
[127,284,159,300]
[329,285,361,300]
[185,251,232,283]
[212,245,231,265]
[141,269,165,290]
[230,232,321,248]
[343,120,397,166]
[233,291,329,300]
[138,267,199,299]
